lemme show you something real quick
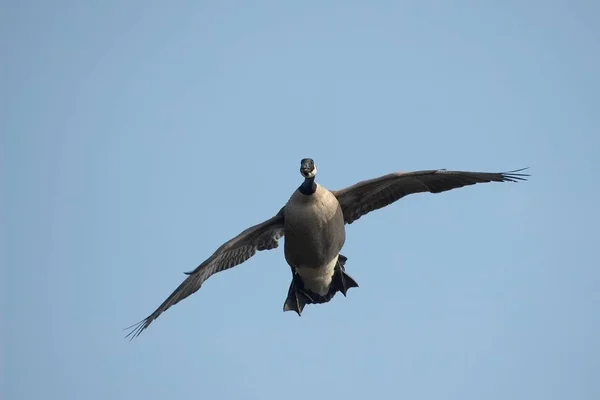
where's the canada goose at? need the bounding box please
[126,158,528,338]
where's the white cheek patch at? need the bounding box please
[306,166,317,179]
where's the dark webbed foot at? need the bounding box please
[335,254,359,296]
[283,276,311,316]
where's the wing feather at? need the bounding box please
[333,168,528,224]
[125,208,285,339]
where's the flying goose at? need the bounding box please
[126,159,528,338]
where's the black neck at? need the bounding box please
[299,177,316,195]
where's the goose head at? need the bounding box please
[300,158,317,179]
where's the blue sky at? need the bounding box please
[4,1,599,399]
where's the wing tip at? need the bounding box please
[123,316,153,341]
[501,167,530,182]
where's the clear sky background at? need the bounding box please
[3,1,599,399]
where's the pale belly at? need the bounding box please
[295,256,339,296]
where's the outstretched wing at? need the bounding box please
[332,168,528,225]
[126,208,286,339]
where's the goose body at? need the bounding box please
[283,183,346,297]
[126,158,528,339]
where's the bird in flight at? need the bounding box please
[126,158,528,339]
